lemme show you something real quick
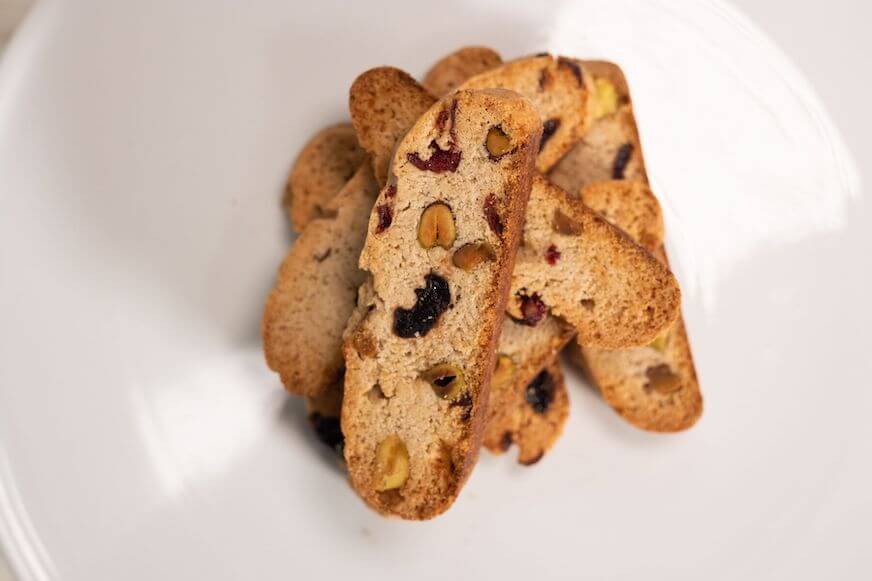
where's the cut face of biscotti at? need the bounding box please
[458,54,591,173]
[263,163,379,398]
[485,317,574,464]
[579,180,664,253]
[342,89,541,519]
[423,46,503,97]
[578,183,702,431]
[510,175,681,349]
[349,67,437,186]
[284,123,367,231]
[549,61,646,194]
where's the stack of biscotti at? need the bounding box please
[263,47,699,520]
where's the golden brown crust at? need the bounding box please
[284,123,367,231]
[349,68,436,185]
[342,89,540,519]
[423,46,503,97]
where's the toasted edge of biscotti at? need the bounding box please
[262,162,379,397]
[341,88,541,519]
[285,123,367,231]
[423,46,503,97]
[349,67,437,186]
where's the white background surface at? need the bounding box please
[0,1,868,579]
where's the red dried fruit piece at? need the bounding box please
[557,57,584,87]
[540,118,560,151]
[483,193,504,236]
[612,143,634,179]
[375,204,393,233]
[384,184,397,199]
[407,140,462,173]
[545,245,561,265]
[514,291,548,326]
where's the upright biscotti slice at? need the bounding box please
[485,317,574,464]
[262,163,379,397]
[349,67,438,186]
[578,181,702,431]
[459,54,592,173]
[510,175,680,348]
[284,123,367,231]
[423,46,503,97]
[549,60,646,194]
[342,89,541,519]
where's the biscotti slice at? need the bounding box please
[458,54,591,173]
[423,46,503,97]
[342,89,541,519]
[485,317,574,464]
[284,123,367,231]
[349,67,437,186]
[510,175,680,348]
[549,60,646,194]
[578,181,702,431]
[262,162,379,397]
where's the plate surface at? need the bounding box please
[0,1,868,579]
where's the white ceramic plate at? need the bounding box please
[1,1,869,579]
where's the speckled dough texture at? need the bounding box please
[342,89,541,519]
[263,163,379,397]
[284,123,367,231]
[554,61,703,432]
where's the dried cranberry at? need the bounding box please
[483,194,504,236]
[525,370,555,414]
[375,204,393,233]
[612,143,634,179]
[309,413,344,455]
[540,118,560,151]
[393,273,451,338]
[407,140,462,173]
[384,184,397,199]
[557,57,584,87]
[545,245,561,265]
[514,291,548,326]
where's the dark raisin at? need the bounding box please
[483,194,503,235]
[612,143,634,179]
[514,291,548,326]
[545,245,561,265]
[384,184,397,199]
[309,413,344,456]
[540,118,560,151]
[525,370,556,414]
[500,431,514,451]
[449,391,473,422]
[407,140,462,173]
[375,204,393,233]
[393,273,451,338]
[557,57,584,86]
